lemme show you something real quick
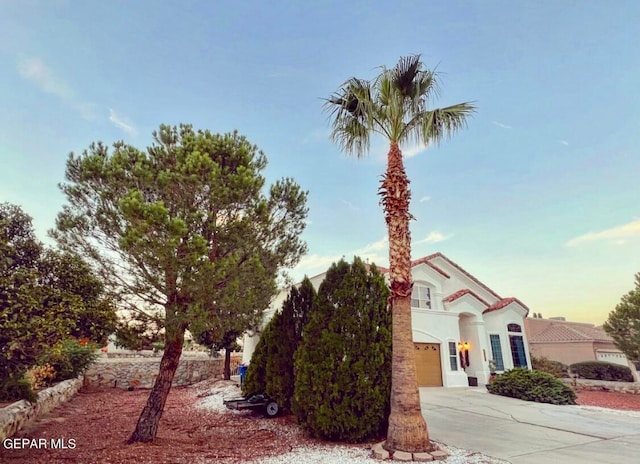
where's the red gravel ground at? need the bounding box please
[576,390,640,411]
[1,381,638,464]
[0,379,355,464]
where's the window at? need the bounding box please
[411,285,431,309]
[448,341,458,371]
[489,334,504,371]
[507,323,527,368]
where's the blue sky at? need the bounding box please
[1,0,639,325]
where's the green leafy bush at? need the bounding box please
[38,338,99,382]
[569,361,633,382]
[0,375,37,403]
[488,368,577,405]
[531,356,570,378]
[294,258,391,441]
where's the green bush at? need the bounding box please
[38,338,99,382]
[243,277,315,413]
[0,375,38,403]
[293,258,391,442]
[531,356,570,378]
[488,368,577,405]
[569,361,633,382]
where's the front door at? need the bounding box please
[414,343,443,386]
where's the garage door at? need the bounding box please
[414,343,443,386]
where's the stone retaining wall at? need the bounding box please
[562,378,640,394]
[83,355,242,389]
[0,378,82,441]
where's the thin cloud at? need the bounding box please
[109,109,137,136]
[492,121,512,129]
[419,196,431,203]
[292,236,389,279]
[341,200,361,212]
[414,231,450,245]
[565,219,640,247]
[17,56,94,120]
[403,144,428,158]
[17,57,72,98]
[560,140,569,146]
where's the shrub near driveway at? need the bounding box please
[570,361,634,382]
[488,368,577,405]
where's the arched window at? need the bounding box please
[411,284,431,309]
[507,323,527,367]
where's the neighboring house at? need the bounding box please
[524,317,630,367]
[243,252,531,387]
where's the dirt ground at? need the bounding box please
[1,381,638,464]
[0,379,370,464]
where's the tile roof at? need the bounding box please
[442,289,490,306]
[530,322,613,343]
[410,256,450,278]
[483,297,530,314]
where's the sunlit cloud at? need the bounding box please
[403,144,428,158]
[492,121,512,129]
[419,196,431,203]
[414,231,450,244]
[292,236,389,279]
[560,140,569,146]
[565,219,640,247]
[109,109,137,136]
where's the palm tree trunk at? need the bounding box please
[127,326,185,443]
[380,142,432,453]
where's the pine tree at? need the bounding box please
[603,273,640,363]
[293,257,391,442]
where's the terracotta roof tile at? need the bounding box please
[442,289,490,306]
[483,297,530,315]
[530,322,613,343]
[410,256,450,278]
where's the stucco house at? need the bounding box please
[524,316,630,367]
[243,252,531,387]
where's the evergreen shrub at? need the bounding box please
[488,368,577,405]
[243,277,314,412]
[293,258,391,441]
[569,361,633,382]
[531,356,570,378]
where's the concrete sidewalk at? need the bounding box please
[420,387,640,464]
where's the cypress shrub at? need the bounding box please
[264,278,315,411]
[243,277,315,413]
[569,361,633,382]
[293,257,391,442]
[488,368,577,405]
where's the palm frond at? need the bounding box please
[401,102,476,146]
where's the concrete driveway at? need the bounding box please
[420,387,640,464]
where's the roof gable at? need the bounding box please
[422,253,502,301]
[443,289,490,306]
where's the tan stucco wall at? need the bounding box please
[529,341,596,366]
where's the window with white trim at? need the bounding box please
[411,285,431,309]
[448,341,458,371]
[507,323,527,368]
[489,334,504,371]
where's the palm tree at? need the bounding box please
[324,55,475,453]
